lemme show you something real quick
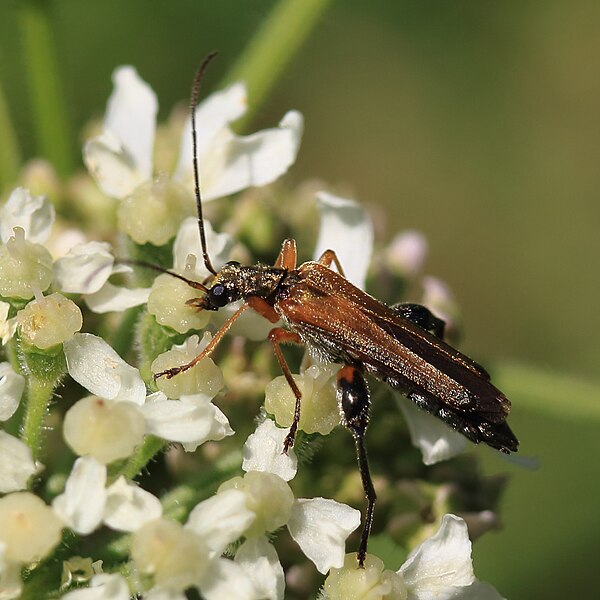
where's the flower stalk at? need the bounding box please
[222,0,333,129]
[18,0,74,177]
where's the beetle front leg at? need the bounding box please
[267,327,304,452]
[337,365,376,568]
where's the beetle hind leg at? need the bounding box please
[337,365,376,568]
[391,302,446,338]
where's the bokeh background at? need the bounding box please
[1,1,598,598]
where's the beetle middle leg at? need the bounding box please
[337,365,376,568]
[266,327,304,452]
[316,248,346,277]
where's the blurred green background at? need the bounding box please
[1,1,598,598]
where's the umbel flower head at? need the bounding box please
[0,55,511,600]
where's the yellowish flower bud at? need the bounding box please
[17,293,83,349]
[131,518,209,591]
[264,364,340,435]
[0,228,53,299]
[63,396,145,463]
[0,492,63,563]
[324,553,407,600]
[219,471,294,537]
[147,274,210,334]
[151,335,224,399]
[117,174,194,246]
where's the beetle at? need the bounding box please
[152,53,519,567]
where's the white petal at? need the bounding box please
[144,590,187,600]
[0,431,37,493]
[52,456,107,534]
[61,573,130,600]
[202,110,303,201]
[182,401,233,452]
[0,543,22,599]
[399,514,475,598]
[103,476,162,532]
[84,66,157,198]
[84,131,146,199]
[174,82,248,183]
[287,497,361,574]
[313,191,373,289]
[173,216,234,281]
[396,395,468,465]
[53,241,114,294]
[242,420,297,481]
[235,536,284,600]
[186,489,255,556]
[449,581,506,600]
[85,281,150,313]
[0,187,55,244]
[0,301,17,345]
[199,557,258,600]
[141,393,233,446]
[0,363,25,421]
[64,333,146,405]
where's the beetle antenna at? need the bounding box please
[191,51,219,276]
[115,258,208,292]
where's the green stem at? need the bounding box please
[21,375,55,461]
[18,0,74,177]
[221,0,333,128]
[0,80,22,192]
[110,306,143,358]
[109,435,167,482]
[494,361,600,423]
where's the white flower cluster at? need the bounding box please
[0,65,506,599]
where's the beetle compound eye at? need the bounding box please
[209,284,229,307]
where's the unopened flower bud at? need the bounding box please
[131,518,209,591]
[384,230,428,278]
[147,274,210,334]
[219,471,294,537]
[0,492,63,563]
[264,364,339,435]
[17,293,83,349]
[0,228,53,299]
[117,174,194,245]
[324,553,407,600]
[151,334,224,399]
[63,396,145,463]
